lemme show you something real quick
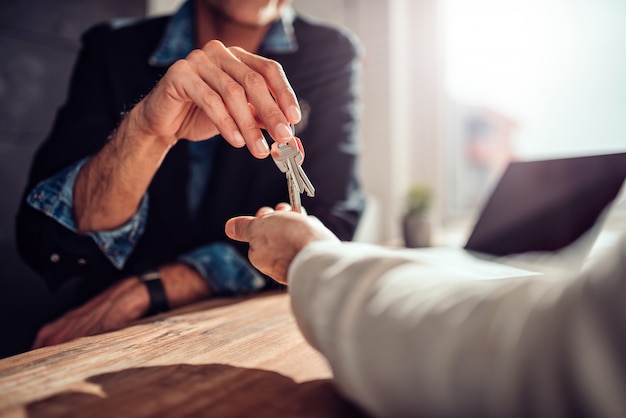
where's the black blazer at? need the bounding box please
[16,14,365,294]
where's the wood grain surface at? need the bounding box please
[0,292,368,418]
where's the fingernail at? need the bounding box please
[275,123,293,141]
[288,105,301,122]
[232,131,245,147]
[257,137,269,155]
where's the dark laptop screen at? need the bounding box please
[464,152,626,257]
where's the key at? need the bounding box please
[272,141,315,212]
[274,142,315,195]
[271,133,315,213]
[286,165,302,213]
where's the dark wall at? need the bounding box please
[0,0,145,358]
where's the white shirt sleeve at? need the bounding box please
[287,237,626,418]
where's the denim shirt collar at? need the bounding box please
[149,0,297,67]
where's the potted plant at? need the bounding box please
[402,183,432,248]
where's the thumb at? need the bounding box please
[225,216,255,242]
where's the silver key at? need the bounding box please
[271,135,315,213]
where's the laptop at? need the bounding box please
[400,152,626,279]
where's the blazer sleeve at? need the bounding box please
[16,24,126,291]
[288,237,626,418]
[291,25,365,241]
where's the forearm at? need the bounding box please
[31,261,212,348]
[289,241,626,418]
[159,262,212,309]
[121,262,212,319]
[289,242,534,417]
[73,105,175,232]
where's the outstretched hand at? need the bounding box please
[225,205,339,284]
[132,40,301,158]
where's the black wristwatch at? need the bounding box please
[140,270,170,317]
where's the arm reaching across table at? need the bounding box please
[227,209,626,418]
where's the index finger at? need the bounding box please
[229,48,301,134]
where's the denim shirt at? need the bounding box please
[27,0,297,295]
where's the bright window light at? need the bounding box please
[443,0,626,159]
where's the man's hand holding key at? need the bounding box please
[270,126,315,213]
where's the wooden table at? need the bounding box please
[0,292,367,417]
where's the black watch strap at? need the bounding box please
[141,270,170,316]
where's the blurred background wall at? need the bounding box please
[1,0,625,357]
